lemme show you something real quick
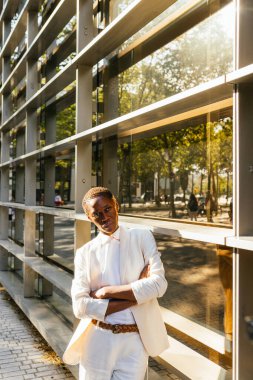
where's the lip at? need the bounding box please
[102,221,112,229]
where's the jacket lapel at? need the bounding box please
[119,225,130,284]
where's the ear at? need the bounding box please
[82,205,90,219]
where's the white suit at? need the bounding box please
[63,225,169,366]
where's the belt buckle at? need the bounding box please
[112,324,121,334]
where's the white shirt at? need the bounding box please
[71,225,168,323]
[97,228,135,324]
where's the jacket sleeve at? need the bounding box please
[131,229,167,304]
[71,246,109,321]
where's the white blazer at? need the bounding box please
[63,225,169,365]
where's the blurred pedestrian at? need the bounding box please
[187,193,198,221]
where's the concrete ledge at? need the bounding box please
[0,239,72,297]
[158,335,227,380]
[0,270,78,378]
[226,236,253,251]
[161,307,226,354]
[26,256,72,297]
[0,239,24,261]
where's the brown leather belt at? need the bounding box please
[91,319,139,334]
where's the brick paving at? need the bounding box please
[149,358,181,379]
[0,283,181,380]
[0,284,75,380]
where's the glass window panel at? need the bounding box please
[35,215,76,273]
[8,255,23,279]
[37,285,74,327]
[56,103,76,142]
[53,216,74,272]
[94,2,234,125]
[118,3,234,115]
[8,209,24,246]
[10,165,25,204]
[37,151,75,209]
[156,234,232,367]
[97,106,233,226]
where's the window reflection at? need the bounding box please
[36,151,75,209]
[113,109,233,225]
[118,3,233,114]
[56,103,76,142]
[53,216,74,271]
[156,234,233,363]
[92,2,234,125]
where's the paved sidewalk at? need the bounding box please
[0,284,75,380]
[0,283,180,380]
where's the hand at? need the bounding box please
[139,264,150,279]
[90,286,109,299]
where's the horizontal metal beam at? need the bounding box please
[76,76,232,140]
[0,201,232,245]
[76,0,176,67]
[0,1,27,60]
[0,0,76,94]
[1,0,175,129]
[226,63,253,84]
[0,0,39,62]
[109,0,231,76]
[0,76,232,165]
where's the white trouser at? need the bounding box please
[79,324,148,380]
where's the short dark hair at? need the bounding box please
[82,187,116,213]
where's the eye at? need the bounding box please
[92,211,100,219]
[104,206,112,213]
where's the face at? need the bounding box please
[84,195,119,235]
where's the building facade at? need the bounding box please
[0,0,253,378]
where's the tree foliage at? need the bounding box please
[116,4,233,217]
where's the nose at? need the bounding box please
[100,212,109,221]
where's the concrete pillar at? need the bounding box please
[0,132,9,266]
[233,1,253,379]
[27,11,37,47]
[102,69,119,195]
[26,11,38,99]
[0,246,8,270]
[23,10,40,297]
[42,97,57,272]
[76,65,93,134]
[44,103,56,210]
[75,0,94,250]
[2,19,11,85]
[76,0,93,53]
[25,10,39,207]
[0,168,8,202]
[102,136,118,195]
[75,219,91,250]
[75,139,92,249]
[0,168,8,270]
[70,160,75,202]
[1,132,10,162]
[23,210,36,297]
[1,54,11,131]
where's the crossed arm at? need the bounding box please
[90,265,150,316]
[71,230,167,321]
